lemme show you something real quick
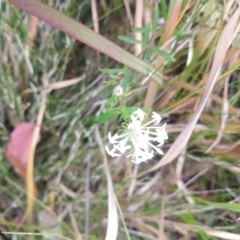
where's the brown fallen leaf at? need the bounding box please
[5,122,40,196]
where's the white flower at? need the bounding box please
[105,109,168,164]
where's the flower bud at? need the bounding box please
[113,85,124,97]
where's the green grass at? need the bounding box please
[1,0,240,239]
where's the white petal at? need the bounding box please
[150,143,164,155]
[105,145,111,154]
[132,154,143,164]
[108,132,116,144]
[156,127,168,144]
[128,119,141,130]
[152,112,162,125]
[105,145,120,157]
[132,109,146,122]
[118,144,131,153]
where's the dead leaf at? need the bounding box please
[5,122,40,197]
[5,122,40,177]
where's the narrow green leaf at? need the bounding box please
[153,47,175,61]
[126,106,139,115]
[109,74,120,79]
[118,35,143,45]
[131,27,145,33]
[97,108,121,123]
[143,23,151,47]
[160,0,167,20]
[105,95,117,107]
[104,81,118,86]
[195,197,240,213]
[143,47,152,61]
[152,4,160,34]
[100,68,125,74]
[121,70,131,92]
[166,0,177,26]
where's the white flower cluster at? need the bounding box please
[105,109,168,164]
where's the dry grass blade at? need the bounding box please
[127,164,138,198]
[28,15,39,44]
[126,214,240,240]
[176,149,194,204]
[158,197,165,240]
[95,127,118,240]
[123,0,133,26]
[163,0,190,43]
[91,0,100,60]
[84,155,91,240]
[138,6,240,177]
[165,220,240,240]
[25,75,85,93]
[206,78,229,153]
[26,93,46,217]
[197,0,219,56]
[28,0,40,48]
[134,0,143,56]
[68,206,83,240]
[44,76,85,91]
[91,0,99,33]
[204,230,240,240]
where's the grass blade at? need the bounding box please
[95,127,118,240]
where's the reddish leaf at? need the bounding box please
[5,122,40,178]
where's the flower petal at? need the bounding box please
[152,112,162,124]
[132,109,146,122]
[105,145,120,157]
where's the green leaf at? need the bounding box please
[132,25,150,47]
[166,0,177,27]
[160,0,167,20]
[125,106,139,115]
[104,80,118,86]
[153,47,175,61]
[121,70,131,92]
[143,23,151,47]
[131,27,146,33]
[97,108,121,123]
[152,4,160,34]
[100,68,125,74]
[195,197,240,213]
[143,47,152,61]
[105,95,117,107]
[118,35,142,45]
[109,74,120,79]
